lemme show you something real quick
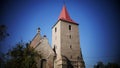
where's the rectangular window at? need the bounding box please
[70,45,72,49]
[69,25,71,30]
[71,55,72,59]
[69,35,71,39]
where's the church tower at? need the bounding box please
[52,5,85,68]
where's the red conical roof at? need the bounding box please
[58,5,78,24]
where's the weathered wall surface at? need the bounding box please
[30,32,55,68]
[35,37,55,68]
[52,20,85,68]
[60,21,81,60]
[30,19,85,68]
[52,21,63,68]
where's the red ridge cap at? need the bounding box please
[58,5,78,24]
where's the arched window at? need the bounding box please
[41,59,47,68]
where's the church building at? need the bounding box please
[30,5,85,68]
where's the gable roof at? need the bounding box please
[30,33,41,48]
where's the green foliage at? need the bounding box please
[94,61,120,68]
[5,42,41,68]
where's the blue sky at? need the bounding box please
[0,0,120,68]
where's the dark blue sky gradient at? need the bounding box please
[0,0,120,68]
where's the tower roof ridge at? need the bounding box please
[58,5,78,24]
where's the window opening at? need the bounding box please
[69,35,71,39]
[55,27,57,32]
[71,55,72,59]
[70,45,72,49]
[69,25,71,30]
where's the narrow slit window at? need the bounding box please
[71,55,72,59]
[69,25,71,30]
[70,45,72,49]
[77,56,80,59]
[55,27,57,32]
[69,35,71,39]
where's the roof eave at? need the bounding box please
[52,19,79,29]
